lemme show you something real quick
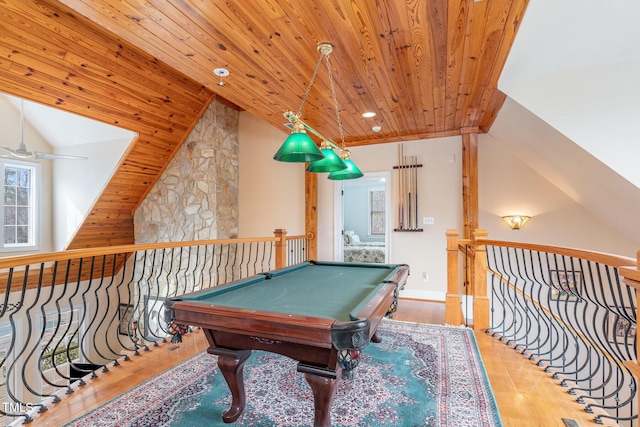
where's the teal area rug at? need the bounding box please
[65,320,502,427]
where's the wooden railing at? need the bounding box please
[0,229,311,425]
[447,229,640,426]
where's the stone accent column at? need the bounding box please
[134,99,239,243]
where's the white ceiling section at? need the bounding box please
[499,0,640,189]
[1,93,135,148]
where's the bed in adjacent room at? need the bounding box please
[343,231,386,263]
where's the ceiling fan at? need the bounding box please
[1,99,88,160]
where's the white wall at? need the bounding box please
[234,110,640,301]
[53,138,131,250]
[478,133,638,257]
[488,97,640,249]
[238,112,306,238]
[318,138,463,301]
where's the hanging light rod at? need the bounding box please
[282,110,341,153]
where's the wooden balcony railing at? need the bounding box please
[447,229,640,426]
[0,229,311,425]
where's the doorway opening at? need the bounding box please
[333,171,391,263]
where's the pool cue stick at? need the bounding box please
[401,145,406,229]
[413,155,418,228]
[408,155,412,229]
[398,145,402,229]
[407,153,412,230]
[409,156,416,230]
[410,155,415,229]
[404,146,408,229]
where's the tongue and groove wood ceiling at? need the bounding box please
[0,0,527,249]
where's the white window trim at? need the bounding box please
[367,185,385,237]
[0,159,40,252]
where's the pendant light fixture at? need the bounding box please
[306,139,347,172]
[327,150,363,180]
[276,43,362,179]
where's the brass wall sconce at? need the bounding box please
[502,215,531,230]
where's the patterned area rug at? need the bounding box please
[65,320,502,427]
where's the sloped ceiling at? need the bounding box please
[499,0,640,190]
[494,0,640,247]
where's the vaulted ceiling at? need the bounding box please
[0,0,528,248]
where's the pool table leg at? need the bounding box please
[299,365,341,427]
[210,348,252,423]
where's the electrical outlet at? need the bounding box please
[422,272,429,282]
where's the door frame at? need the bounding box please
[333,171,391,262]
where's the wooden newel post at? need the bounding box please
[473,229,489,331]
[620,250,640,406]
[445,229,464,325]
[274,229,288,269]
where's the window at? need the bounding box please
[0,160,38,250]
[369,188,385,235]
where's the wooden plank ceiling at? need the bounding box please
[0,0,528,249]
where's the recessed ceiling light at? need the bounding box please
[372,125,382,133]
[362,111,376,118]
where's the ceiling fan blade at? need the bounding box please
[33,151,88,160]
[1,146,33,158]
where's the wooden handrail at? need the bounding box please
[285,232,314,241]
[0,236,279,269]
[0,231,298,295]
[479,239,635,268]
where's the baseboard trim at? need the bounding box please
[399,289,445,301]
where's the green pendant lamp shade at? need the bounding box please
[306,146,347,172]
[328,157,363,180]
[274,122,324,163]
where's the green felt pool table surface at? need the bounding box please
[179,261,406,322]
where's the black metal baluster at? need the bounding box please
[90,253,120,366]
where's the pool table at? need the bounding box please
[165,260,409,427]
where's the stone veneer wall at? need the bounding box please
[134,100,239,243]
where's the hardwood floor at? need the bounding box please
[33,299,612,426]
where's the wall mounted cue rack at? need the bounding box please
[393,144,423,232]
